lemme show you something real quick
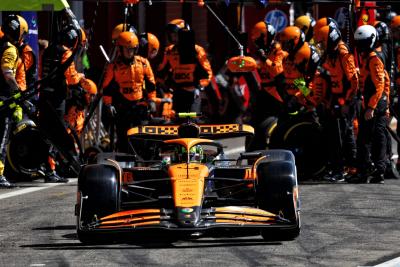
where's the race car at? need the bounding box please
[76,115,300,243]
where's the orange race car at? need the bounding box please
[76,114,300,243]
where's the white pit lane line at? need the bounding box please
[373,257,400,267]
[0,178,77,200]
[360,257,400,267]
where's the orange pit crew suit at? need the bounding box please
[157,29,212,114]
[102,54,156,153]
[19,44,36,89]
[279,27,321,115]
[247,21,286,151]
[64,77,97,137]
[353,47,390,182]
[314,35,359,178]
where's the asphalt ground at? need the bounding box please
[0,137,399,266]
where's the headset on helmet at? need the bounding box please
[279,26,305,53]
[314,24,341,53]
[166,19,190,44]
[354,25,377,52]
[2,14,28,45]
[251,21,275,49]
[138,32,160,59]
[373,21,390,43]
[295,15,316,42]
[166,19,190,33]
[111,23,137,41]
[314,17,339,38]
[60,24,79,48]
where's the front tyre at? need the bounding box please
[76,164,120,243]
[256,157,300,241]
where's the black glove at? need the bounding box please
[255,49,267,61]
[105,104,117,118]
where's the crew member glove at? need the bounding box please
[105,104,117,118]
[160,98,172,104]
[12,105,23,122]
[194,88,201,99]
[293,78,311,97]
[364,107,374,121]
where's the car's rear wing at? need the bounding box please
[127,124,254,140]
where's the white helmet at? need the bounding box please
[354,25,377,52]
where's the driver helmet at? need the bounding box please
[174,145,204,163]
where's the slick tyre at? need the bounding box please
[77,164,119,243]
[269,120,326,179]
[256,159,300,241]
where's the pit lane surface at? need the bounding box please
[1,138,400,266]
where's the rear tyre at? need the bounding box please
[256,158,300,241]
[269,120,326,179]
[77,164,120,243]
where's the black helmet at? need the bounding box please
[374,21,391,43]
[60,24,79,48]
[2,14,28,45]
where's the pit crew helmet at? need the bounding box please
[314,24,341,53]
[166,19,190,33]
[60,24,79,48]
[251,21,276,49]
[112,23,137,42]
[373,21,390,43]
[166,19,190,44]
[138,32,160,59]
[116,31,139,49]
[279,26,305,53]
[2,14,28,45]
[354,25,377,52]
[314,17,339,38]
[295,15,316,42]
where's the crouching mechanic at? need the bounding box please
[102,31,157,153]
[65,77,97,136]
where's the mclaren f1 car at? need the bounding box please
[76,114,300,243]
